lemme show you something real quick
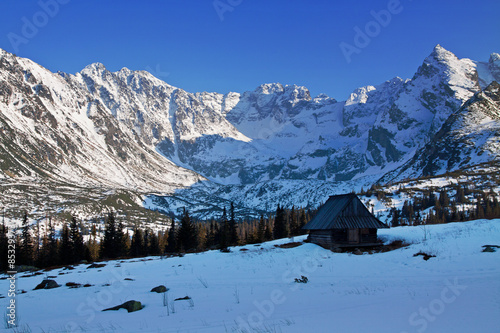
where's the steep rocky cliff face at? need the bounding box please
[0,49,202,192]
[383,81,500,182]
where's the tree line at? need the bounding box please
[0,203,312,271]
[363,185,500,226]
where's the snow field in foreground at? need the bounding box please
[1,219,499,332]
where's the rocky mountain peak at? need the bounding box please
[490,53,500,64]
[255,83,284,94]
[489,53,500,80]
[429,44,457,61]
[345,85,376,106]
[254,83,311,101]
[0,48,10,58]
[118,67,133,76]
[416,44,464,78]
[81,62,108,76]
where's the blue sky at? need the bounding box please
[0,0,499,100]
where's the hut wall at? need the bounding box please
[309,228,380,248]
[360,228,378,243]
[309,230,333,248]
[331,229,347,242]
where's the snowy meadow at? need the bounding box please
[1,219,499,333]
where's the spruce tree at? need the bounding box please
[177,209,197,252]
[273,205,288,239]
[36,217,58,268]
[257,215,265,243]
[116,219,128,257]
[59,223,72,265]
[264,225,273,241]
[159,231,168,256]
[167,221,176,253]
[166,218,177,253]
[69,216,85,263]
[476,196,485,219]
[130,228,144,257]
[455,185,466,204]
[289,206,299,236]
[439,189,450,207]
[149,231,160,255]
[0,220,8,271]
[206,221,217,249]
[228,202,239,246]
[101,212,117,259]
[218,207,229,250]
[19,212,34,266]
[87,222,99,261]
[46,217,58,266]
[414,211,422,226]
[298,209,307,234]
[197,223,207,251]
[391,208,401,227]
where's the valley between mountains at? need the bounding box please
[0,44,499,222]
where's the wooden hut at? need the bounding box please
[303,193,389,248]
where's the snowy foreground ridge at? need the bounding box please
[1,219,499,333]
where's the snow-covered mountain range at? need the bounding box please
[0,45,499,218]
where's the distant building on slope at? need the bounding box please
[302,193,389,248]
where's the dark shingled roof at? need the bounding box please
[303,193,389,230]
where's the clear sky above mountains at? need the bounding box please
[1,0,499,100]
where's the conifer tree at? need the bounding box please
[257,215,265,243]
[455,185,466,204]
[289,206,300,236]
[159,231,168,255]
[273,205,288,239]
[19,212,34,266]
[166,218,177,253]
[197,223,208,251]
[264,222,273,241]
[101,212,118,259]
[439,189,450,207]
[130,228,144,257]
[298,209,307,233]
[206,221,217,248]
[0,219,8,271]
[177,209,197,252]
[177,210,198,251]
[87,222,99,261]
[37,217,58,267]
[228,202,239,246]
[59,223,72,265]
[116,219,128,257]
[148,230,160,255]
[143,228,150,255]
[218,207,229,250]
[69,216,85,263]
[476,196,485,219]
[414,210,422,225]
[46,217,58,266]
[391,208,401,227]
